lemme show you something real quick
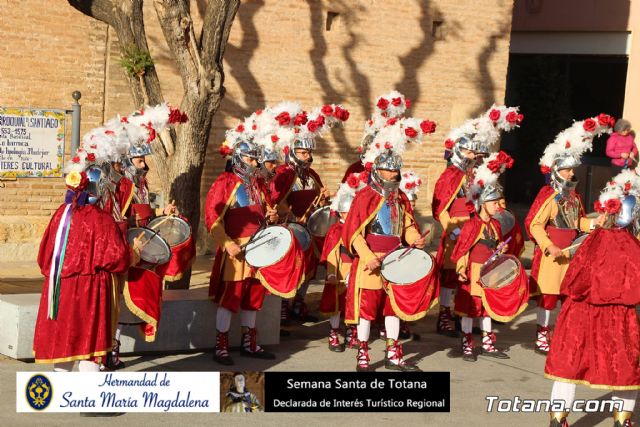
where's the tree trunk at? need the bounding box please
[68,0,240,288]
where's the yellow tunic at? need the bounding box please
[529,193,592,295]
[455,221,501,297]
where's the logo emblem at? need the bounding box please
[26,374,53,410]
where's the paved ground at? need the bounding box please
[0,240,636,426]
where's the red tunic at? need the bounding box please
[33,203,131,363]
[545,228,640,389]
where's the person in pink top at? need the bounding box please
[606,119,637,173]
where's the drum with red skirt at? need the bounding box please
[244,225,305,298]
[149,215,196,281]
[379,247,438,321]
[478,254,529,322]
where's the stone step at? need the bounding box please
[0,288,280,361]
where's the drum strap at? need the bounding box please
[477,238,498,250]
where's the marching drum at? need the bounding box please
[307,207,338,237]
[380,248,434,285]
[244,225,305,298]
[148,215,196,281]
[147,215,191,246]
[479,254,521,290]
[285,222,312,251]
[244,226,293,268]
[126,227,172,267]
[479,254,529,322]
[566,233,589,258]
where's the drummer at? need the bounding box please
[343,118,436,372]
[433,106,522,338]
[205,129,280,365]
[525,114,612,355]
[320,174,366,352]
[451,151,526,362]
[268,102,349,322]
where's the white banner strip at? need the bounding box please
[17,372,220,412]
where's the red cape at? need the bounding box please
[561,227,640,305]
[524,185,586,243]
[341,161,365,183]
[432,165,465,222]
[320,221,343,265]
[34,203,131,362]
[342,186,418,253]
[451,216,502,263]
[269,164,323,206]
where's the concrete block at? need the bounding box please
[0,288,280,361]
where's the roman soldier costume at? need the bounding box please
[266,102,350,321]
[33,134,133,373]
[343,113,438,372]
[451,151,528,362]
[433,105,522,337]
[526,114,614,355]
[545,170,640,427]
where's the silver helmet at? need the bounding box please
[123,156,148,183]
[550,153,580,193]
[371,150,402,194]
[450,136,478,171]
[128,142,153,158]
[615,195,639,228]
[289,137,314,169]
[478,183,503,207]
[260,146,281,163]
[232,140,260,181]
[85,163,114,205]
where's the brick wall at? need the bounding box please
[0,0,514,260]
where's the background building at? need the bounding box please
[0,0,518,260]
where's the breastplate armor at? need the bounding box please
[232,183,257,208]
[370,202,403,236]
[477,225,498,250]
[552,193,580,229]
[292,175,316,192]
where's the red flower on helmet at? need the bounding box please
[219,145,233,157]
[315,115,325,126]
[405,127,418,138]
[86,153,96,162]
[347,174,360,189]
[321,105,333,116]
[477,179,485,187]
[120,116,129,123]
[565,141,571,148]
[605,198,622,214]
[384,142,392,149]
[583,118,597,132]
[333,106,350,121]
[293,113,308,126]
[391,97,402,107]
[252,124,257,130]
[444,139,455,149]
[593,200,605,213]
[236,124,245,132]
[307,121,319,132]
[356,146,363,153]
[275,112,291,126]
[624,182,631,193]
[405,98,411,109]
[420,120,436,134]
[517,113,524,124]
[72,156,80,163]
[505,111,519,124]
[377,98,389,110]
[283,146,290,155]
[365,162,373,171]
[597,113,612,127]
[255,109,263,115]
[386,117,398,126]
[359,171,369,182]
[168,107,188,124]
[105,130,115,136]
[271,134,279,143]
[540,165,551,174]
[489,109,501,121]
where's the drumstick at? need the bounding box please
[561,241,583,254]
[240,232,270,249]
[482,236,512,267]
[397,229,431,260]
[243,236,278,252]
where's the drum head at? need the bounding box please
[569,233,589,258]
[494,210,516,235]
[245,226,293,268]
[127,227,172,265]
[480,255,521,289]
[307,207,338,237]
[147,216,191,247]
[381,248,434,285]
[286,223,311,251]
